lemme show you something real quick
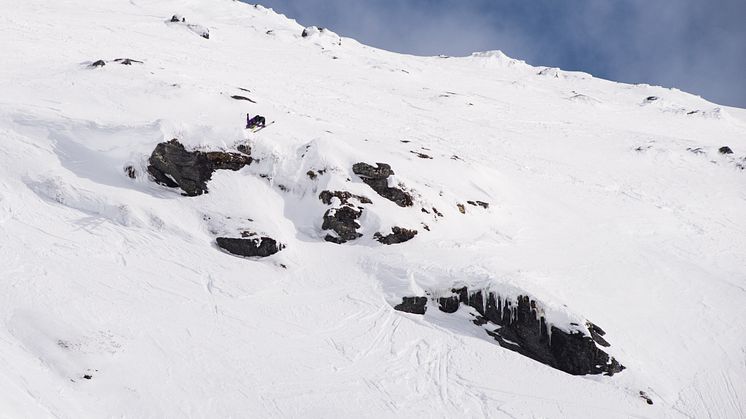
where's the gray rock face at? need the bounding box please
[374,227,418,245]
[147,139,252,196]
[216,236,283,258]
[397,287,624,376]
[352,162,413,207]
[719,146,734,155]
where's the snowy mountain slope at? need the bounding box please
[1,0,746,417]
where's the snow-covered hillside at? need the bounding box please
[1,0,745,417]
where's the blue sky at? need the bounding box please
[249,0,746,108]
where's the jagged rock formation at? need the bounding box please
[374,227,418,245]
[352,162,413,207]
[395,286,624,376]
[147,139,252,196]
[719,146,734,154]
[216,236,283,258]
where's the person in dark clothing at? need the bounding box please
[246,114,266,129]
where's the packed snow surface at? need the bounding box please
[1,0,746,417]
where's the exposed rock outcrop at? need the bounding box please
[216,236,283,258]
[397,286,624,376]
[113,58,143,65]
[147,139,252,196]
[393,297,427,314]
[467,200,489,209]
[319,190,371,244]
[719,146,734,155]
[374,227,418,245]
[319,190,371,205]
[322,205,363,244]
[352,162,413,207]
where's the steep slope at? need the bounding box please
[1,0,745,417]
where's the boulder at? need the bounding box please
[394,297,428,314]
[322,205,363,244]
[90,60,106,68]
[719,146,734,155]
[374,227,417,245]
[216,236,283,258]
[147,139,252,196]
[352,162,413,207]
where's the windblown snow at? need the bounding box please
[1,0,745,417]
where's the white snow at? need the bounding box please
[1,0,745,417]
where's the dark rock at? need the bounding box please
[645,96,659,102]
[438,295,460,313]
[124,165,136,179]
[719,146,734,155]
[410,151,433,159]
[236,144,251,155]
[217,236,283,258]
[467,200,489,209]
[306,170,318,180]
[203,151,252,171]
[147,139,252,196]
[83,374,92,380]
[301,27,324,38]
[230,95,256,103]
[587,322,610,347]
[457,203,466,214]
[394,297,427,314]
[687,110,699,115]
[374,227,418,245]
[319,190,372,205]
[435,287,624,376]
[90,60,106,68]
[687,147,705,155]
[352,162,393,179]
[170,15,181,22]
[113,58,143,65]
[352,162,413,207]
[322,205,363,244]
[639,391,654,405]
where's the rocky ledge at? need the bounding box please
[216,234,284,258]
[147,139,252,196]
[352,162,413,207]
[394,286,624,376]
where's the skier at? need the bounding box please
[246,113,266,129]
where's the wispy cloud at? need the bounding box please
[255,0,746,107]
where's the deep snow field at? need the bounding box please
[1,0,746,417]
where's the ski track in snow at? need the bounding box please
[1,0,745,417]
